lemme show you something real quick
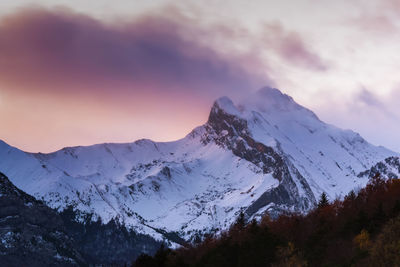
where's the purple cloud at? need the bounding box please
[357,87,399,120]
[262,23,329,71]
[0,6,271,101]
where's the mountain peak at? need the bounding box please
[210,96,241,117]
[255,87,293,102]
[209,87,310,122]
[256,86,287,96]
[242,86,301,113]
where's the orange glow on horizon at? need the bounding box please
[0,7,263,153]
[0,87,211,153]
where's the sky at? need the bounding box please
[0,0,399,153]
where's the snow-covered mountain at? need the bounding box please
[0,87,397,241]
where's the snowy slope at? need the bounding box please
[0,87,397,241]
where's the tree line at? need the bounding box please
[133,174,400,266]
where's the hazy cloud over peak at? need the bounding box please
[357,87,399,121]
[262,23,329,71]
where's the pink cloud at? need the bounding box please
[262,23,328,71]
[0,6,330,152]
[348,0,400,36]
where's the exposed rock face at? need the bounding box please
[204,98,316,218]
[58,207,162,266]
[0,172,85,267]
[358,156,400,179]
[0,172,163,266]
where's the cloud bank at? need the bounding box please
[0,5,333,152]
[0,6,271,101]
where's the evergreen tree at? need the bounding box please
[345,190,356,202]
[318,192,329,208]
[235,211,246,231]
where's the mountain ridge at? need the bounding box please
[0,87,398,243]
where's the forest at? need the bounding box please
[133,174,400,267]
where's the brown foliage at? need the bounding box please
[272,242,308,267]
[369,216,400,267]
[133,174,400,267]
